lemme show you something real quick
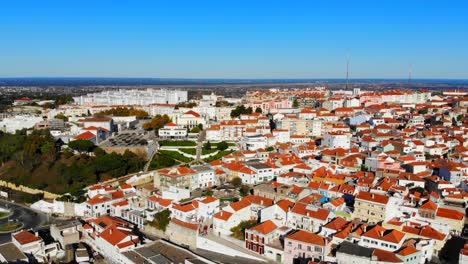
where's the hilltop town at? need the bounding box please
[0,86,467,264]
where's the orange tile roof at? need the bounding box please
[249,220,278,235]
[200,196,218,204]
[213,210,233,221]
[363,225,405,244]
[99,226,134,246]
[356,191,389,205]
[184,110,201,117]
[74,131,96,140]
[276,200,295,212]
[13,230,41,245]
[286,230,327,246]
[170,218,199,231]
[396,246,419,256]
[244,195,274,207]
[436,207,465,220]
[419,200,438,211]
[230,198,251,211]
[291,203,330,220]
[372,249,403,263]
[86,194,111,205]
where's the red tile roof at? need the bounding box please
[13,230,41,245]
[184,110,201,117]
[170,218,199,231]
[356,191,389,204]
[372,249,403,263]
[74,131,96,140]
[436,207,465,220]
[214,211,233,221]
[286,230,327,246]
[249,220,278,235]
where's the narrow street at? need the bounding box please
[196,129,206,162]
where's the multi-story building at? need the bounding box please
[73,89,188,106]
[353,192,399,224]
[283,230,330,264]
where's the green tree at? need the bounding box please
[230,220,257,240]
[293,98,299,108]
[418,108,428,115]
[255,107,262,113]
[204,141,212,150]
[68,140,96,153]
[54,113,68,121]
[149,209,171,231]
[266,146,274,151]
[240,185,251,197]
[230,177,242,188]
[190,126,201,133]
[143,114,171,132]
[216,141,229,151]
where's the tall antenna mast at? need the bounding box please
[346,49,350,90]
[408,64,412,84]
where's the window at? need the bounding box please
[315,246,322,252]
[298,244,302,250]
[307,246,311,251]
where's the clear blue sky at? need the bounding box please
[1,0,467,79]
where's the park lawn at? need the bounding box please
[211,142,236,147]
[203,150,235,162]
[0,212,9,218]
[158,150,194,163]
[159,140,196,147]
[0,222,22,232]
[179,148,218,155]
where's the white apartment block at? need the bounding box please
[73,88,188,106]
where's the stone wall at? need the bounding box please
[0,180,59,200]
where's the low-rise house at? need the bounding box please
[12,230,59,263]
[50,220,81,249]
[245,220,278,255]
[283,230,330,263]
[353,191,399,224]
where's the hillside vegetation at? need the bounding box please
[0,130,145,196]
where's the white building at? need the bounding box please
[73,88,188,106]
[0,115,43,133]
[322,132,351,149]
[158,122,187,139]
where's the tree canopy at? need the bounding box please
[230,105,253,118]
[143,114,171,131]
[216,141,229,151]
[0,130,145,195]
[95,107,149,118]
[149,209,171,231]
[68,139,96,153]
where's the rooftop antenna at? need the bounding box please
[346,49,350,90]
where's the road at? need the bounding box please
[0,200,49,244]
[196,130,206,162]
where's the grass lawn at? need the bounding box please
[159,140,196,147]
[159,150,194,163]
[203,150,235,162]
[179,148,218,155]
[0,222,22,232]
[211,142,236,147]
[0,212,9,218]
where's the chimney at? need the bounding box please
[260,199,264,206]
[307,212,310,217]
[221,211,223,217]
[109,229,113,235]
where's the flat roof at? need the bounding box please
[0,242,28,262]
